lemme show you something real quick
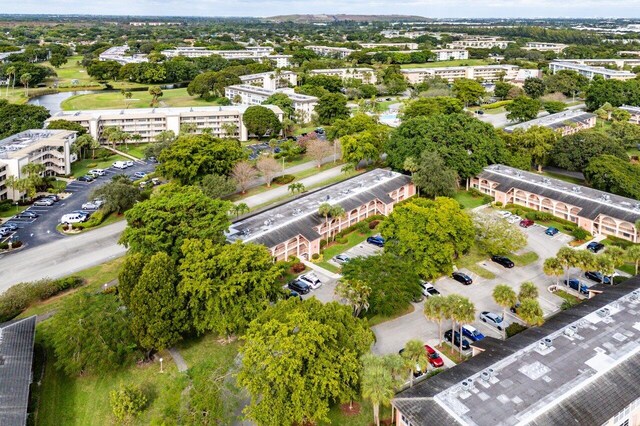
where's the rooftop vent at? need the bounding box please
[291,208,302,216]
[600,194,611,202]
[541,178,551,185]
[564,325,578,337]
[597,308,611,318]
[572,186,581,193]
[460,379,474,392]
[480,368,495,382]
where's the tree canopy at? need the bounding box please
[550,130,627,172]
[402,96,463,119]
[584,155,640,200]
[316,93,350,125]
[411,151,459,198]
[505,96,541,122]
[242,105,282,137]
[0,100,50,139]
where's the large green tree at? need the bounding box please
[452,78,485,106]
[505,96,541,122]
[316,93,350,125]
[412,151,458,198]
[402,96,463,119]
[380,197,475,279]
[550,131,627,172]
[0,100,50,139]
[523,77,546,99]
[262,92,294,118]
[157,133,246,184]
[510,125,560,172]
[120,185,231,258]
[242,105,282,137]
[472,212,528,255]
[584,155,640,199]
[238,299,374,426]
[46,119,87,135]
[91,177,140,214]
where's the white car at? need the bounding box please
[81,199,105,210]
[89,168,106,177]
[112,161,127,169]
[420,280,440,298]
[497,210,512,219]
[60,213,87,224]
[507,215,522,224]
[125,160,134,167]
[480,311,508,331]
[298,272,322,289]
[33,198,54,207]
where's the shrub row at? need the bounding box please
[0,276,84,322]
[72,209,108,230]
[482,100,513,110]
[505,322,527,338]
[503,204,592,240]
[273,174,295,185]
[0,240,23,250]
[467,188,493,204]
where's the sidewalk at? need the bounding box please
[302,260,342,280]
[105,146,144,163]
[246,154,339,188]
[238,164,346,209]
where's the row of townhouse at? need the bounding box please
[431,48,469,61]
[556,57,640,69]
[360,42,419,50]
[46,105,284,143]
[0,130,76,200]
[160,46,292,68]
[307,68,377,84]
[549,61,637,80]
[401,64,520,84]
[224,85,317,122]
[503,110,597,136]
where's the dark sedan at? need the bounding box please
[287,279,311,295]
[444,329,470,350]
[585,271,612,285]
[491,255,514,268]
[587,242,605,253]
[366,235,385,247]
[77,175,94,182]
[452,271,473,285]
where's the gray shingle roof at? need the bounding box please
[0,316,36,426]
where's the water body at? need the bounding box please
[28,90,100,114]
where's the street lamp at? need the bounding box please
[159,357,164,373]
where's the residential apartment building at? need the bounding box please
[471,164,640,242]
[401,64,519,84]
[549,61,636,80]
[524,42,569,53]
[511,68,544,85]
[448,37,514,49]
[431,49,469,61]
[227,169,415,260]
[557,58,640,69]
[307,68,377,84]
[46,105,283,143]
[0,49,24,63]
[619,51,640,57]
[306,45,354,58]
[225,85,317,122]
[360,42,419,50]
[239,71,297,91]
[620,105,640,124]
[392,277,640,426]
[503,110,596,136]
[160,47,292,67]
[0,130,76,200]
[98,45,149,65]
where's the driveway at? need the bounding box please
[2,161,155,251]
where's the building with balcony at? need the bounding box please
[619,105,640,124]
[98,45,149,65]
[524,42,569,53]
[0,130,77,200]
[360,42,419,50]
[225,85,317,122]
[239,71,297,91]
[431,49,469,61]
[470,164,640,242]
[549,61,636,80]
[46,105,283,144]
[503,110,596,136]
[401,65,519,84]
[160,46,292,67]
[306,45,354,58]
[392,277,640,426]
[226,169,415,261]
[308,68,377,84]
[447,37,514,49]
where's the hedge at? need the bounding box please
[0,276,84,322]
[334,215,385,239]
[0,241,23,250]
[506,322,528,338]
[482,100,513,110]
[503,203,592,239]
[273,174,295,185]
[72,209,108,230]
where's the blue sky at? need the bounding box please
[3,0,640,18]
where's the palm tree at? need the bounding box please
[400,339,429,387]
[493,284,517,328]
[318,202,333,243]
[626,245,640,275]
[452,297,475,353]
[445,294,463,341]
[5,66,15,97]
[423,295,448,346]
[20,73,32,96]
[329,205,345,241]
[335,279,371,317]
[235,202,249,217]
[543,257,563,286]
[518,282,539,302]
[518,299,544,326]
[361,354,404,426]
[556,247,579,282]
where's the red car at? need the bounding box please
[519,219,535,228]
[424,345,444,368]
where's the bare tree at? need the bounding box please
[256,156,280,187]
[306,138,332,168]
[231,161,258,194]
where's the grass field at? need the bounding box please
[453,190,491,210]
[61,87,222,110]
[119,143,150,159]
[316,228,376,272]
[401,59,492,69]
[70,151,128,177]
[511,251,540,267]
[42,55,99,88]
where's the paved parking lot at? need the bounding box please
[327,238,383,267]
[1,160,155,251]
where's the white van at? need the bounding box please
[60,213,86,224]
[112,161,127,169]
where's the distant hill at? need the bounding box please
[266,14,427,23]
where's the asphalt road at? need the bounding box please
[2,161,155,250]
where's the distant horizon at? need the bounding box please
[1,0,640,20]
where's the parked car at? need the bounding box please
[147,156,158,163]
[81,200,104,210]
[0,227,12,237]
[15,211,38,219]
[443,329,470,351]
[476,110,485,115]
[497,210,512,219]
[564,278,589,295]
[585,271,612,285]
[461,325,485,342]
[480,311,507,331]
[366,235,385,247]
[298,272,322,289]
[452,271,473,285]
[424,345,444,368]
[587,241,605,253]
[112,161,127,169]
[333,254,351,264]
[287,279,311,295]
[519,219,535,228]
[545,227,559,236]
[60,213,87,224]
[286,290,302,301]
[77,175,94,183]
[125,160,135,167]
[510,302,521,314]
[89,168,106,177]
[151,178,161,186]
[507,215,522,224]
[491,255,514,268]
[420,280,440,298]
[33,199,54,207]
[1,223,18,231]
[44,195,60,202]
[133,171,147,179]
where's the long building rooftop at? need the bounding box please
[0,129,75,160]
[503,110,596,133]
[226,85,318,102]
[394,277,640,426]
[227,169,410,248]
[49,104,283,118]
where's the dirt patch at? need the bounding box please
[339,402,361,416]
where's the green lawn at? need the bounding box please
[61,87,222,110]
[119,143,150,159]
[367,304,415,327]
[71,152,128,178]
[456,244,496,279]
[511,251,540,267]
[0,204,27,218]
[316,228,376,272]
[43,56,100,88]
[453,190,490,210]
[401,59,492,68]
[323,399,391,426]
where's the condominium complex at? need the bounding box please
[401,64,519,84]
[618,51,640,57]
[448,37,514,49]
[308,68,377,84]
[225,85,317,122]
[160,46,292,67]
[503,110,596,136]
[471,164,640,242]
[306,45,354,58]
[0,130,77,200]
[46,105,284,143]
[360,42,419,50]
[558,58,640,69]
[620,105,640,124]
[524,42,569,53]
[549,61,637,80]
[512,68,544,85]
[239,71,297,90]
[0,49,24,63]
[227,169,415,261]
[392,277,640,426]
[98,45,149,65]
[431,48,469,61]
